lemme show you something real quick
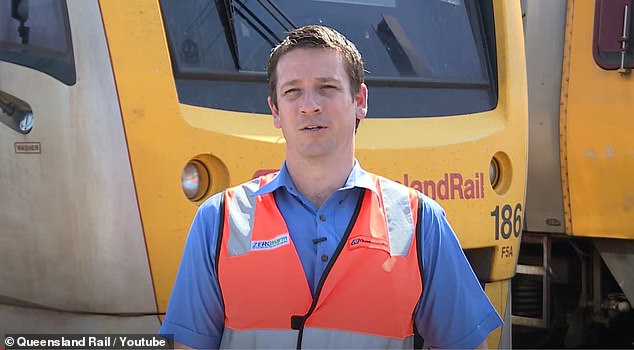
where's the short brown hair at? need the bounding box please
[267,25,364,107]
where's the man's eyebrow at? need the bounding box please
[316,76,342,84]
[279,79,301,90]
[280,76,343,90]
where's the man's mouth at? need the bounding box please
[302,126,326,131]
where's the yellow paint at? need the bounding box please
[560,0,576,234]
[99,0,285,311]
[99,0,527,327]
[484,280,510,349]
[562,0,634,239]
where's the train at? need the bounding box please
[1,1,526,348]
[514,0,634,347]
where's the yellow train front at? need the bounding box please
[0,1,526,348]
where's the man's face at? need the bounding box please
[268,48,367,162]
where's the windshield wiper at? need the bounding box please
[232,0,281,46]
[223,0,297,68]
[257,0,296,32]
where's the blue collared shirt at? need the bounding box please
[160,161,502,349]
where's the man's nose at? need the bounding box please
[299,90,321,114]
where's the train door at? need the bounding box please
[0,0,158,332]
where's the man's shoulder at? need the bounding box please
[196,190,225,215]
[371,173,424,197]
[228,173,281,195]
[370,173,446,213]
[369,173,410,190]
[198,176,275,214]
[200,177,264,205]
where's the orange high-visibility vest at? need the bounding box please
[217,174,422,349]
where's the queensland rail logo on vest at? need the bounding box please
[251,233,290,251]
[349,236,389,251]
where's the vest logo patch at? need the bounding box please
[349,236,390,251]
[251,233,290,251]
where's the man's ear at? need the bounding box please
[268,96,281,129]
[355,83,368,121]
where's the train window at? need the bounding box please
[160,0,497,118]
[0,0,76,85]
[593,0,634,71]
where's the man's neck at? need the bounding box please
[286,155,354,208]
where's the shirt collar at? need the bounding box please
[254,159,379,198]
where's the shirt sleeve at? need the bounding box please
[158,194,225,349]
[414,196,503,349]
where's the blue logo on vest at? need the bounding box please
[251,233,290,251]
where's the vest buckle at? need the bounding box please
[290,315,306,330]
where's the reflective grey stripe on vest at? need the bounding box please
[220,328,298,349]
[226,178,260,256]
[220,328,413,349]
[379,177,415,256]
[226,177,415,256]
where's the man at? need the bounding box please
[160,25,502,349]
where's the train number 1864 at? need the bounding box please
[491,203,522,240]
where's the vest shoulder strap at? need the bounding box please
[225,178,262,256]
[377,176,418,256]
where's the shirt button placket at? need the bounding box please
[316,214,329,267]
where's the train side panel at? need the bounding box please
[515,0,634,346]
[0,0,158,332]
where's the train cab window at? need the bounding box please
[0,0,75,85]
[160,0,497,118]
[593,0,634,71]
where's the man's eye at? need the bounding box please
[284,88,299,95]
[321,85,337,90]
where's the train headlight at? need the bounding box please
[489,157,501,189]
[490,152,512,195]
[181,160,210,201]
